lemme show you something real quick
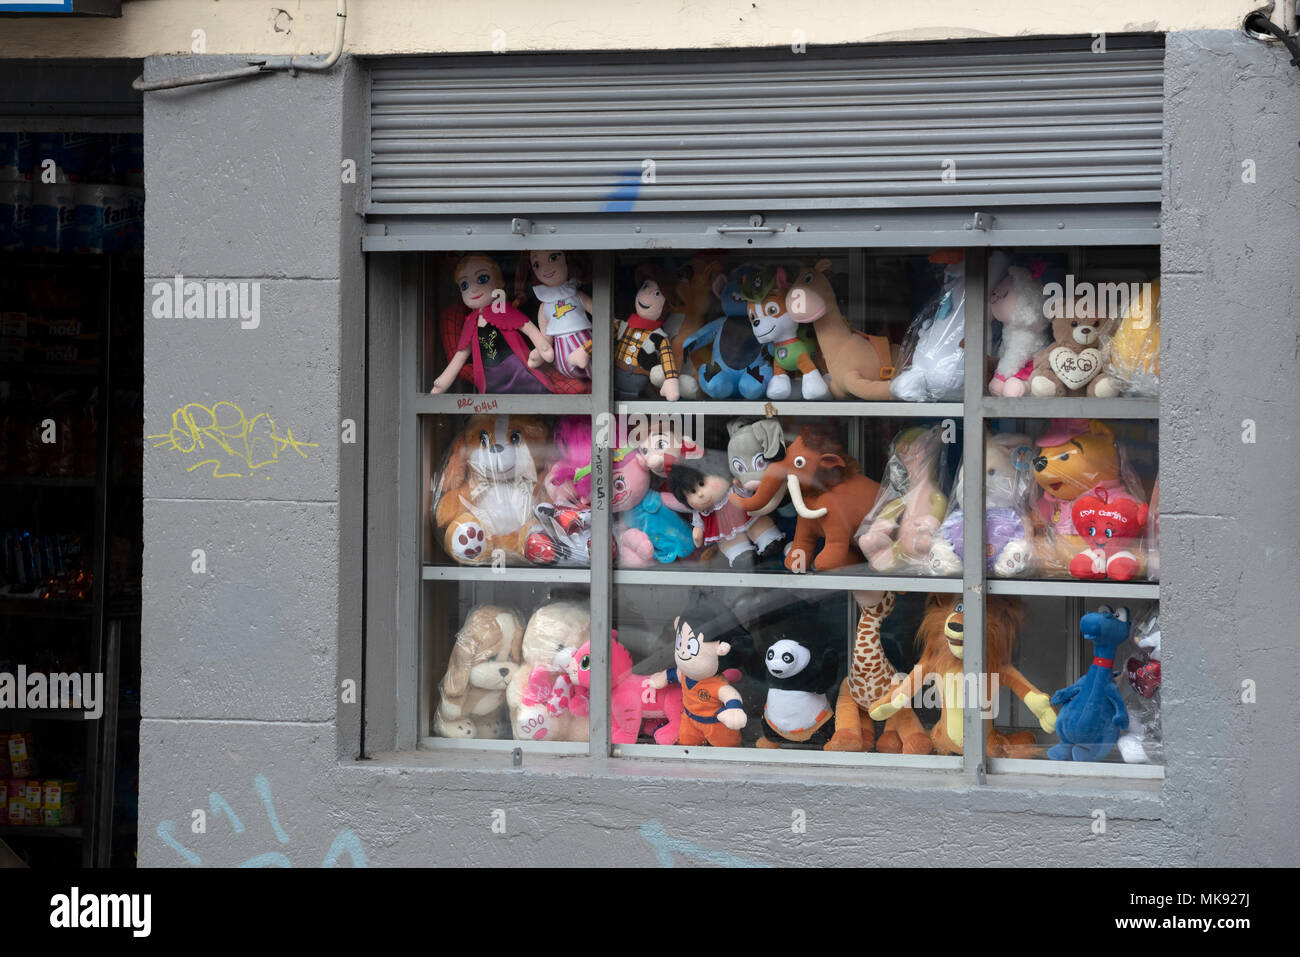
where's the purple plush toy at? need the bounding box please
[927,433,1036,577]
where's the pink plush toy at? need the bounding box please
[569,635,684,745]
[575,447,696,567]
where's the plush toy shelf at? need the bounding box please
[982,397,1158,420]
[421,564,592,583]
[986,579,1159,600]
[615,400,965,419]
[415,393,598,416]
[612,568,962,594]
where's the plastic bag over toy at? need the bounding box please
[1104,278,1160,398]
[434,604,526,739]
[1115,606,1161,765]
[527,415,595,568]
[505,600,592,743]
[890,250,966,402]
[856,423,951,573]
[431,414,553,566]
[1028,418,1150,581]
[927,431,1038,578]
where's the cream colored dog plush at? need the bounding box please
[506,601,591,742]
[435,605,525,738]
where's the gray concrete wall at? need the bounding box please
[136,33,1300,867]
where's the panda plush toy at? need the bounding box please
[757,634,841,748]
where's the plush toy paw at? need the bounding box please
[718,708,747,731]
[875,730,902,753]
[927,540,962,576]
[823,727,865,752]
[800,371,829,400]
[869,692,908,721]
[1024,691,1057,734]
[754,735,781,749]
[449,522,488,563]
[902,732,934,755]
[766,375,792,400]
[1069,548,1107,580]
[1092,375,1121,399]
[1106,552,1140,581]
[1001,377,1028,398]
[993,540,1030,577]
[1030,375,1060,397]
[436,717,476,738]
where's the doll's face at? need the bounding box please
[456,256,502,311]
[531,250,569,287]
[672,616,728,681]
[610,453,650,513]
[634,279,668,321]
[681,473,730,513]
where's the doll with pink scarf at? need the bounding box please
[516,250,594,381]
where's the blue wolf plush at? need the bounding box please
[681,264,773,400]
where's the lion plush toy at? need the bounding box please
[434,414,551,565]
[868,593,1058,757]
[434,605,526,739]
[505,601,591,742]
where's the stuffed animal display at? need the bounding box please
[928,432,1037,577]
[433,414,552,565]
[667,451,784,568]
[785,259,899,399]
[1049,605,1132,761]
[987,260,1051,397]
[1029,307,1121,398]
[868,594,1057,757]
[505,601,591,743]
[643,597,752,748]
[681,263,773,399]
[434,605,526,739]
[729,423,881,572]
[1105,278,1160,397]
[890,250,966,402]
[1116,609,1162,765]
[856,424,949,573]
[1031,419,1149,580]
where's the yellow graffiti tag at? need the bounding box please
[148,401,318,479]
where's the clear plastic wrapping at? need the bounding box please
[856,424,951,573]
[504,600,592,743]
[927,431,1038,577]
[433,604,526,739]
[1104,278,1160,397]
[1029,419,1150,580]
[1115,606,1162,765]
[889,251,966,402]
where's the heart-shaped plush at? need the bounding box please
[1126,655,1161,698]
[1049,346,1103,390]
[1072,489,1149,546]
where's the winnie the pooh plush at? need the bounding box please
[1029,311,1121,398]
[1030,419,1148,580]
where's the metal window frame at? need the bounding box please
[372,243,1162,782]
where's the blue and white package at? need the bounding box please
[73,183,114,254]
[0,132,34,181]
[108,133,144,186]
[0,180,32,251]
[29,181,78,252]
[103,187,143,253]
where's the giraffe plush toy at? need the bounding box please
[824,591,931,753]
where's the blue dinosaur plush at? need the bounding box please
[1049,605,1132,761]
[681,264,773,400]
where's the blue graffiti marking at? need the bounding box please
[155,774,367,867]
[156,820,202,866]
[208,792,246,835]
[602,168,644,212]
[321,830,368,868]
[253,774,290,844]
[639,820,770,868]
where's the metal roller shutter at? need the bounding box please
[368,40,1163,218]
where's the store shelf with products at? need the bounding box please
[399,241,1164,780]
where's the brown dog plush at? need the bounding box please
[867,594,1058,757]
[434,414,551,565]
[785,259,899,400]
[434,605,525,739]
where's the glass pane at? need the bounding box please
[987,418,1158,582]
[424,578,592,744]
[985,247,1159,400]
[611,583,942,751]
[989,595,1162,766]
[423,251,593,397]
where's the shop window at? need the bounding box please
[398,243,1161,776]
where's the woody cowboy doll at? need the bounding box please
[611,263,684,402]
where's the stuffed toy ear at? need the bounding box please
[441,635,473,699]
[775,266,788,289]
[439,428,472,497]
[818,451,846,470]
[1089,419,1115,440]
[814,258,833,276]
[757,419,784,459]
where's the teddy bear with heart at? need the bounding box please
[1028,311,1122,398]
